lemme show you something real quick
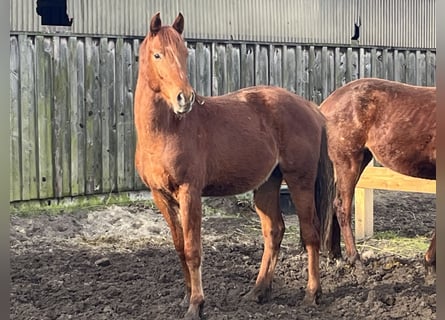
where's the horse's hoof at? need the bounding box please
[303,289,322,306]
[243,286,272,304]
[183,302,203,320]
[424,258,436,276]
[180,293,190,308]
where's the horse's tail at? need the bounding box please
[314,124,342,258]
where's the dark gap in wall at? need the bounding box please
[36,0,73,26]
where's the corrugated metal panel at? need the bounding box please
[10,0,436,49]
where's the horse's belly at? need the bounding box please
[202,158,279,196]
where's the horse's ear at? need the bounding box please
[150,12,162,35]
[172,12,184,35]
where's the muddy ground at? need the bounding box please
[11,190,436,320]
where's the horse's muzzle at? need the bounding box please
[175,91,195,115]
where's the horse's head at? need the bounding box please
[140,12,195,116]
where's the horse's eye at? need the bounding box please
[154,53,161,59]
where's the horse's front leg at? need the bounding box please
[424,230,436,275]
[150,189,192,307]
[177,184,205,320]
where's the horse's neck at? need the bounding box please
[135,90,183,138]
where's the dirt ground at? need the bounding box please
[10,190,436,320]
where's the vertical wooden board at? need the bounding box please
[406,50,416,84]
[10,36,21,201]
[19,35,38,200]
[371,48,384,78]
[309,46,323,104]
[320,47,328,100]
[132,39,144,190]
[325,47,335,98]
[195,42,212,96]
[212,43,226,95]
[354,188,374,240]
[362,49,372,78]
[53,37,72,197]
[186,42,197,89]
[426,50,436,87]
[269,45,282,87]
[107,39,118,192]
[394,50,406,83]
[346,47,359,82]
[226,43,240,92]
[335,47,346,89]
[416,50,426,86]
[35,36,54,199]
[255,45,269,85]
[68,37,81,196]
[99,38,111,192]
[115,38,126,190]
[295,45,307,98]
[84,37,102,194]
[384,49,394,81]
[73,38,86,196]
[240,44,254,88]
[123,40,135,191]
[282,45,295,93]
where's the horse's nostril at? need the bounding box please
[177,92,185,104]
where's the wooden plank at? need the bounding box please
[269,44,282,87]
[255,44,268,85]
[334,47,346,89]
[123,40,135,191]
[132,38,145,190]
[100,38,111,192]
[84,37,102,194]
[240,43,254,89]
[68,37,81,196]
[406,50,416,84]
[115,38,126,191]
[416,50,426,86]
[426,50,436,86]
[384,49,394,81]
[35,36,54,199]
[74,38,86,196]
[282,45,296,93]
[212,43,226,95]
[53,37,72,197]
[354,188,374,240]
[186,41,197,89]
[19,34,38,200]
[226,43,240,92]
[394,50,406,83]
[322,46,335,100]
[356,166,436,193]
[296,45,307,98]
[10,36,22,201]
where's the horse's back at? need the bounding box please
[320,78,436,179]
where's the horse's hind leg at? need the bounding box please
[285,176,321,305]
[246,167,285,303]
[332,150,372,265]
[424,230,436,275]
[151,190,192,307]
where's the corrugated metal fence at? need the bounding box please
[9,34,436,202]
[11,0,436,49]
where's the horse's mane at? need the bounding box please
[156,26,187,53]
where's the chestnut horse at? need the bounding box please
[319,78,436,273]
[134,12,337,319]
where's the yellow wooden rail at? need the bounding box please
[354,166,436,240]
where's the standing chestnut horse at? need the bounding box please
[134,12,336,319]
[319,78,436,273]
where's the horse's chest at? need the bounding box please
[137,150,190,190]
